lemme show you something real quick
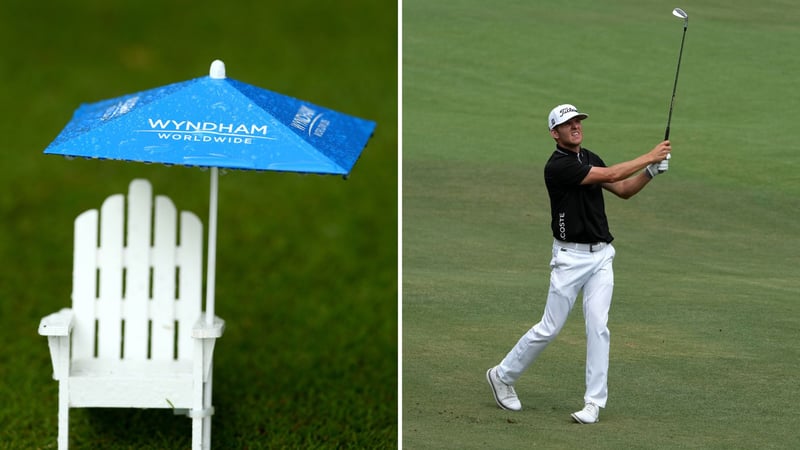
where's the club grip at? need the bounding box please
[664,126,670,141]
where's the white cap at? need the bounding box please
[548,104,588,130]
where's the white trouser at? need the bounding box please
[498,240,615,408]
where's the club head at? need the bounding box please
[672,7,688,20]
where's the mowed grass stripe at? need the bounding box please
[403,0,800,448]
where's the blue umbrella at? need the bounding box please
[45,60,376,323]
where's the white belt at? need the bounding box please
[555,239,608,253]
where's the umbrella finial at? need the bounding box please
[210,60,226,79]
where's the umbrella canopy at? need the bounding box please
[45,60,375,175]
[44,60,376,324]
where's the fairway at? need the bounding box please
[403,0,800,448]
[0,1,397,448]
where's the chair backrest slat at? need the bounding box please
[176,211,203,360]
[96,194,124,359]
[72,210,99,359]
[123,179,152,360]
[151,195,178,360]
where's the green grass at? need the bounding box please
[0,1,397,448]
[403,0,800,448]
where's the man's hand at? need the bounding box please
[645,141,672,178]
[649,140,672,162]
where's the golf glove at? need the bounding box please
[646,154,670,178]
[646,162,664,178]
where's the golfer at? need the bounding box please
[486,104,671,424]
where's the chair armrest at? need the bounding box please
[38,308,75,336]
[192,315,225,339]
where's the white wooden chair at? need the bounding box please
[39,179,225,450]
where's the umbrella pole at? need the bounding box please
[205,167,218,325]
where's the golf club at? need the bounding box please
[659,7,688,172]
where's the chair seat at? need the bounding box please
[68,359,195,409]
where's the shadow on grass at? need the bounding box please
[74,408,191,449]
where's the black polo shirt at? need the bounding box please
[544,145,613,244]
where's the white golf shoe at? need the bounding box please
[571,403,600,424]
[486,366,521,411]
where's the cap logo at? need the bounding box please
[559,106,578,117]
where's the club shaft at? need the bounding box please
[665,25,687,141]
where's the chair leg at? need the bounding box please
[58,379,69,450]
[191,414,203,450]
[202,416,212,449]
[203,371,213,448]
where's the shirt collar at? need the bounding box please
[556,144,581,155]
